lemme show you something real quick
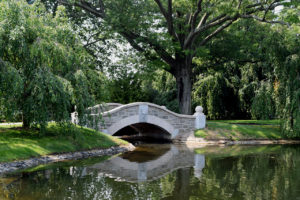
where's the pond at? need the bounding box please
[0,144,300,200]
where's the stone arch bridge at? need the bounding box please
[72,102,206,140]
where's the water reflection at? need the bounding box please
[86,144,205,182]
[0,144,299,200]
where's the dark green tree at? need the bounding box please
[193,73,238,119]
[273,25,300,137]
[0,1,101,129]
[39,0,297,114]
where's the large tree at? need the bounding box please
[0,0,102,129]
[50,0,297,114]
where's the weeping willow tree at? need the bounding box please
[278,57,300,137]
[274,26,300,137]
[193,73,238,119]
[0,0,103,130]
[251,81,276,120]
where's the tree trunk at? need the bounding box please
[22,82,30,129]
[173,168,191,199]
[22,113,30,129]
[174,63,192,114]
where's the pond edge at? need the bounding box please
[173,131,300,146]
[182,138,300,148]
[0,144,135,176]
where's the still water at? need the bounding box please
[0,144,300,200]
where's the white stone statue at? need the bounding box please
[194,106,206,129]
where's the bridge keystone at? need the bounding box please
[139,104,148,122]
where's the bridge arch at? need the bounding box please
[106,115,178,139]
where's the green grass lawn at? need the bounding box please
[195,120,283,140]
[210,119,280,125]
[0,124,23,128]
[0,123,128,163]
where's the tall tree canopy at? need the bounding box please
[41,0,299,114]
[192,17,300,137]
[0,0,103,129]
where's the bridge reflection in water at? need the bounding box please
[86,144,205,182]
[2,145,298,200]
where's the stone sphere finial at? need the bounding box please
[195,106,203,113]
[161,106,166,109]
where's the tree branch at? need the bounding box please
[205,14,227,26]
[198,18,237,47]
[60,0,175,66]
[246,2,263,9]
[237,0,242,9]
[120,34,175,72]
[58,0,105,18]
[99,0,105,14]
[244,1,283,15]
[154,0,168,19]
[154,0,175,37]
[184,0,287,49]
[167,0,174,34]
[85,31,102,45]
[120,32,146,53]
[241,14,290,26]
[191,0,203,30]
[84,38,104,48]
[196,12,210,30]
[120,31,176,66]
[263,0,280,20]
[184,14,230,49]
[204,58,264,70]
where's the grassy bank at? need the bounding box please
[195,120,283,140]
[211,119,280,125]
[0,123,128,163]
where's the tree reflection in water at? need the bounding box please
[0,144,299,200]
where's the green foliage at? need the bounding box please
[193,19,279,120]
[36,0,299,116]
[192,17,299,137]
[106,66,147,104]
[0,60,23,122]
[251,81,276,120]
[145,70,179,112]
[238,82,257,118]
[105,67,179,112]
[85,69,110,103]
[274,26,300,137]
[0,0,103,130]
[193,73,238,119]
[18,0,300,136]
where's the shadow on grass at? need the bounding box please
[0,124,127,163]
